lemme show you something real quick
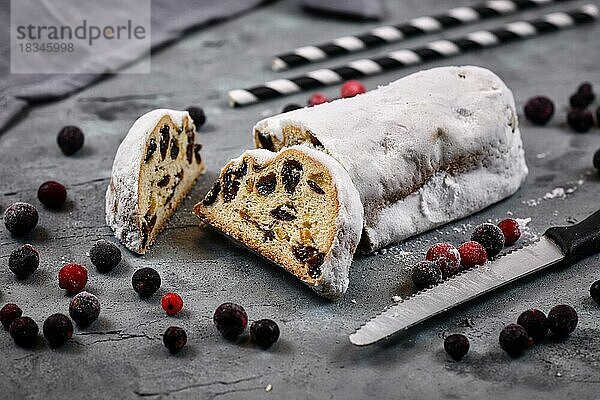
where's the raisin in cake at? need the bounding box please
[252,66,528,252]
[193,145,363,299]
[106,109,205,254]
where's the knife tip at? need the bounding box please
[348,331,376,346]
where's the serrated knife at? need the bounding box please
[350,209,600,346]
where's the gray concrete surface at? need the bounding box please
[1,1,600,399]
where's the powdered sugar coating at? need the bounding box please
[105,109,194,254]
[253,66,529,252]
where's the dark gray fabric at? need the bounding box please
[299,0,384,20]
[0,0,266,132]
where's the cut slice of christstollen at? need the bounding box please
[106,109,205,254]
[193,145,363,299]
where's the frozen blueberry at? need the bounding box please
[89,240,121,273]
[163,326,187,354]
[132,267,161,298]
[444,334,470,361]
[0,303,23,330]
[411,261,443,290]
[577,82,595,105]
[250,319,280,349]
[499,323,530,356]
[69,291,100,327]
[570,93,590,109]
[57,126,84,155]
[37,181,67,209]
[185,106,206,128]
[517,309,549,343]
[213,303,248,340]
[471,223,505,258]
[282,104,302,113]
[567,109,594,133]
[43,313,73,347]
[3,202,39,236]
[8,244,39,279]
[9,316,39,347]
[591,280,600,304]
[594,149,600,172]
[523,96,554,125]
[547,304,578,338]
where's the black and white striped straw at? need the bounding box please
[228,4,598,107]
[272,0,577,71]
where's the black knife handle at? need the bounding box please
[545,209,600,262]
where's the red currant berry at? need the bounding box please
[340,80,366,98]
[497,218,521,246]
[458,241,488,269]
[426,242,461,278]
[161,293,184,316]
[58,263,88,294]
[308,93,329,106]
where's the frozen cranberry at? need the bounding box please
[471,223,505,258]
[497,218,521,246]
[340,80,366,98]
[37,181,67,209]
[308,93,329,106]
[161,293,184,316]
[426,242,461,278]
[567,109,594,133]
[523,96,554,125]
[0,304,23,330]
[57,126,84,155]
[58,263,88,294]
[213,303,247,340]
[458,241,488,269]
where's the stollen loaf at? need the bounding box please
[252,66,528,251]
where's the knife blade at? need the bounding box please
[350,209,600,346]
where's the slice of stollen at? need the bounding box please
[252,65,529,252]
[106,109,205,254]
[193,145,363,299]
